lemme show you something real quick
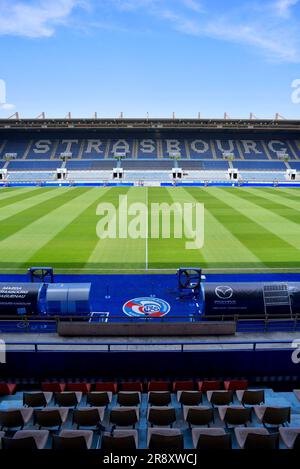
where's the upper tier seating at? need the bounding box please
[7,160,58,171]
[236,161,287,171]
[1,136,300,160]
[66,160,114,170]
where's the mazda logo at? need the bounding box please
[215,286,234,299]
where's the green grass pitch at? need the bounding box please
[1,185,300,273]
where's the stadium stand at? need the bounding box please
[66,160,114,170]
[7,172,55,182]
[236,161,287,171]
[1,124,300,185]
[7,161,59,171]
[1,133,300,161]
[0,381,299,449]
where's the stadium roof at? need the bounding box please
[0,117,300,131]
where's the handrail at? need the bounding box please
[0,313,299,321]
[3,339,296,353]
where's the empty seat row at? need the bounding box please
[21,389,266,409]
[10,379,298,396]
[3,380,300,397]
[40,379,249,393]
[2,427,300,450]
[184,405,291,428]
[0,405,291,431]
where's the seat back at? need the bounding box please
[23,392,47,408]
[55,392,78,407]
[87,392,109,407]
[148,392,171,406]
[121,382,143,392]
[66,383,90,394]
[148,407,176,427]
[242,390,264,405]
[173,381,194,392]
[41,382,65,393]
[225,407,252,425]
[52,435,88,450]
[263,407,290,425]
[95,382,117,393]
[110,409,138,427]
[148,381,170,392]
[225,380,248,391]
[210,391,233,406]
[73,409,100,427]
[0,410,23,428]
[244,433,279,449]
[149,433,184,451]
[35,410,62,428]
[198,381,222,392]
[2,436,38,450]
[187,408,214,426]
[102,435,137,451]
[179,391,202,406]
[117,392,140,406]
[197,434,231,450]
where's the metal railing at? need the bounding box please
[3,339,297,353]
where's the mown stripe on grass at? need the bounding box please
[0,187,77,223]
[0,187,84,242]
[86,187,147,270]
[207,187,300,265]
[233,187,300,223]
[147,187,207,269]
[255,187,300,204]
[0,187,54,210]
[185,187,300,268]
[28,187,115,270]
[179,187,261,267]
[0,188,104,268]
[271,187,300,199]
[0,187,39,202]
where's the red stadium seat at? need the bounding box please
[95,382,118,394]
[172,381,195,392]
[224,380,248,391]
[41,382,66,393]
[197,380,222,392]
[147,381,170,392]
[120,382,143,392]
[0,383,17,395]
[66,383,92,394]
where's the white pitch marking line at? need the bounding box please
[145,187,149,271]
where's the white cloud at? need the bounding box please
[107,0,300,63]
[0,0,87,37]
[273,0,299,17]
[204,19,300,63]
[0,79,15,110]
[182,0,203,13]
[1,0,300,63]
[0,103,15,110]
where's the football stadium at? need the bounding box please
[1,117,300,459]
[2,0,300,463]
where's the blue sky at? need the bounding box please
[0,0,300,118]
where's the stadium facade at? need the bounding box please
[1,117,300,185]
